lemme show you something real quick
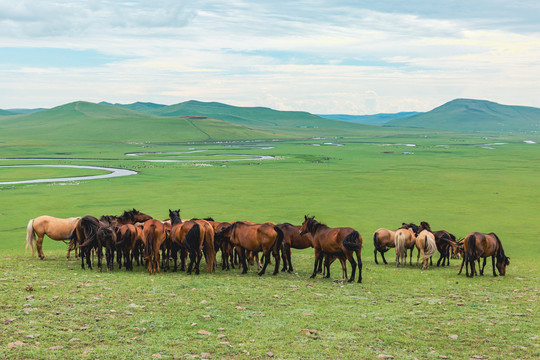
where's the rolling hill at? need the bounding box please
[386,99,540,132]
[0,101,293,144]
[99,101,167,113]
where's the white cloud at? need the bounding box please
[0,0,539,113]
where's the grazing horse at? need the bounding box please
[300,216,363,283]
[142,219,168,275]
[26,215,80,259]
[226,221,283,276]
[394,227,415,267]
[373,227,398,265]
[277,223,314,273]
[168,209,186,272]
[458,232,510,278]
[415,230,437,270]
[418,221,458,266]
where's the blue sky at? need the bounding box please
[1,0,539,114]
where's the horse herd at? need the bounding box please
[25,209,510,281]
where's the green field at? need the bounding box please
[1,126,539,359]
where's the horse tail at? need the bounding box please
[185,223,201,256]
[424,233,437,258]
[26,219,36,256]
[203,225,216,273]
[343,230,361,250]
[395,231,405,257]
[117,228,131,247]
[273,225,284,254]
[144,225,155,268]
[466,233,477,262]
[373,232,385,253]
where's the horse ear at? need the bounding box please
[304,215,307,220]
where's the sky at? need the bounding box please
[1,0,539,114]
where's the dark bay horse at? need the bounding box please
[26,215,80,259]
[458,232,510,278]
[418,221,458,266]
[300,216,363,283]
[277,223,313,273]
[226,221,283,276]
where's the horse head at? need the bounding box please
[300,215,316,235]
[169,209,182,225]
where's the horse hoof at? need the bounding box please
[309,275,316,279]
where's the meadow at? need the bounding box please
[1,130,539,359]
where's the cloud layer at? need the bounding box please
[1,0,539,113]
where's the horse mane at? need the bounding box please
[305,216,326,233]
[420,221,431,232]
[490,232,509,264]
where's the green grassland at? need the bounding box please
[0,106,539,359]
[1,134,539,359]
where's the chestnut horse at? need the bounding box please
[277,223,314,273]
[395,227,415,267]
[373,228,397,265]
[458,232,510,278]
[227,221,283,276]
[142,219,168,274]
[415,230,437,270]
[116,223,145,270]
[300,216,363,283]
[26,215,80,260]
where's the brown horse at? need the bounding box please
[458,232,510,278]
[142,219,168,274]
[209,220,234,270]
[418,221,458,266]
[226,221,283,276]
[168,212,216,275]
[277,223,314,273]
[116,223,145,270]
[394,227,415,267]
[26,215,81,259]
[415,230,437,270]
[300,216,363,283]
[373,228,397,265]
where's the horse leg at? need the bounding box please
[239,247,248,274]
[356,250,363,283]
[347,253,357,283]
[458,255,465,275]
[492,256,498,276]
[281,244,289,272]
[258,252,271,276]
[381,249,388,265]
[374,249,379,265]
[36,235,46,260]
[286,246,293,273]
[480,258,487,276]
[310,250,322,279]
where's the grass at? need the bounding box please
[1,131,539,359]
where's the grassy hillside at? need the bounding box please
[0,101,290,145]
[147,100,369,136]
[0,109,16,116]
[100,101,167,113]
[386,98,540,132]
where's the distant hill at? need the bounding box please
[319,112,419,125]
[386,99,540,132]
[0,101,291,144]
[0,109,17,116]
[7,108,46,115]
[100,101,166,113]
[142,100,369,136]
